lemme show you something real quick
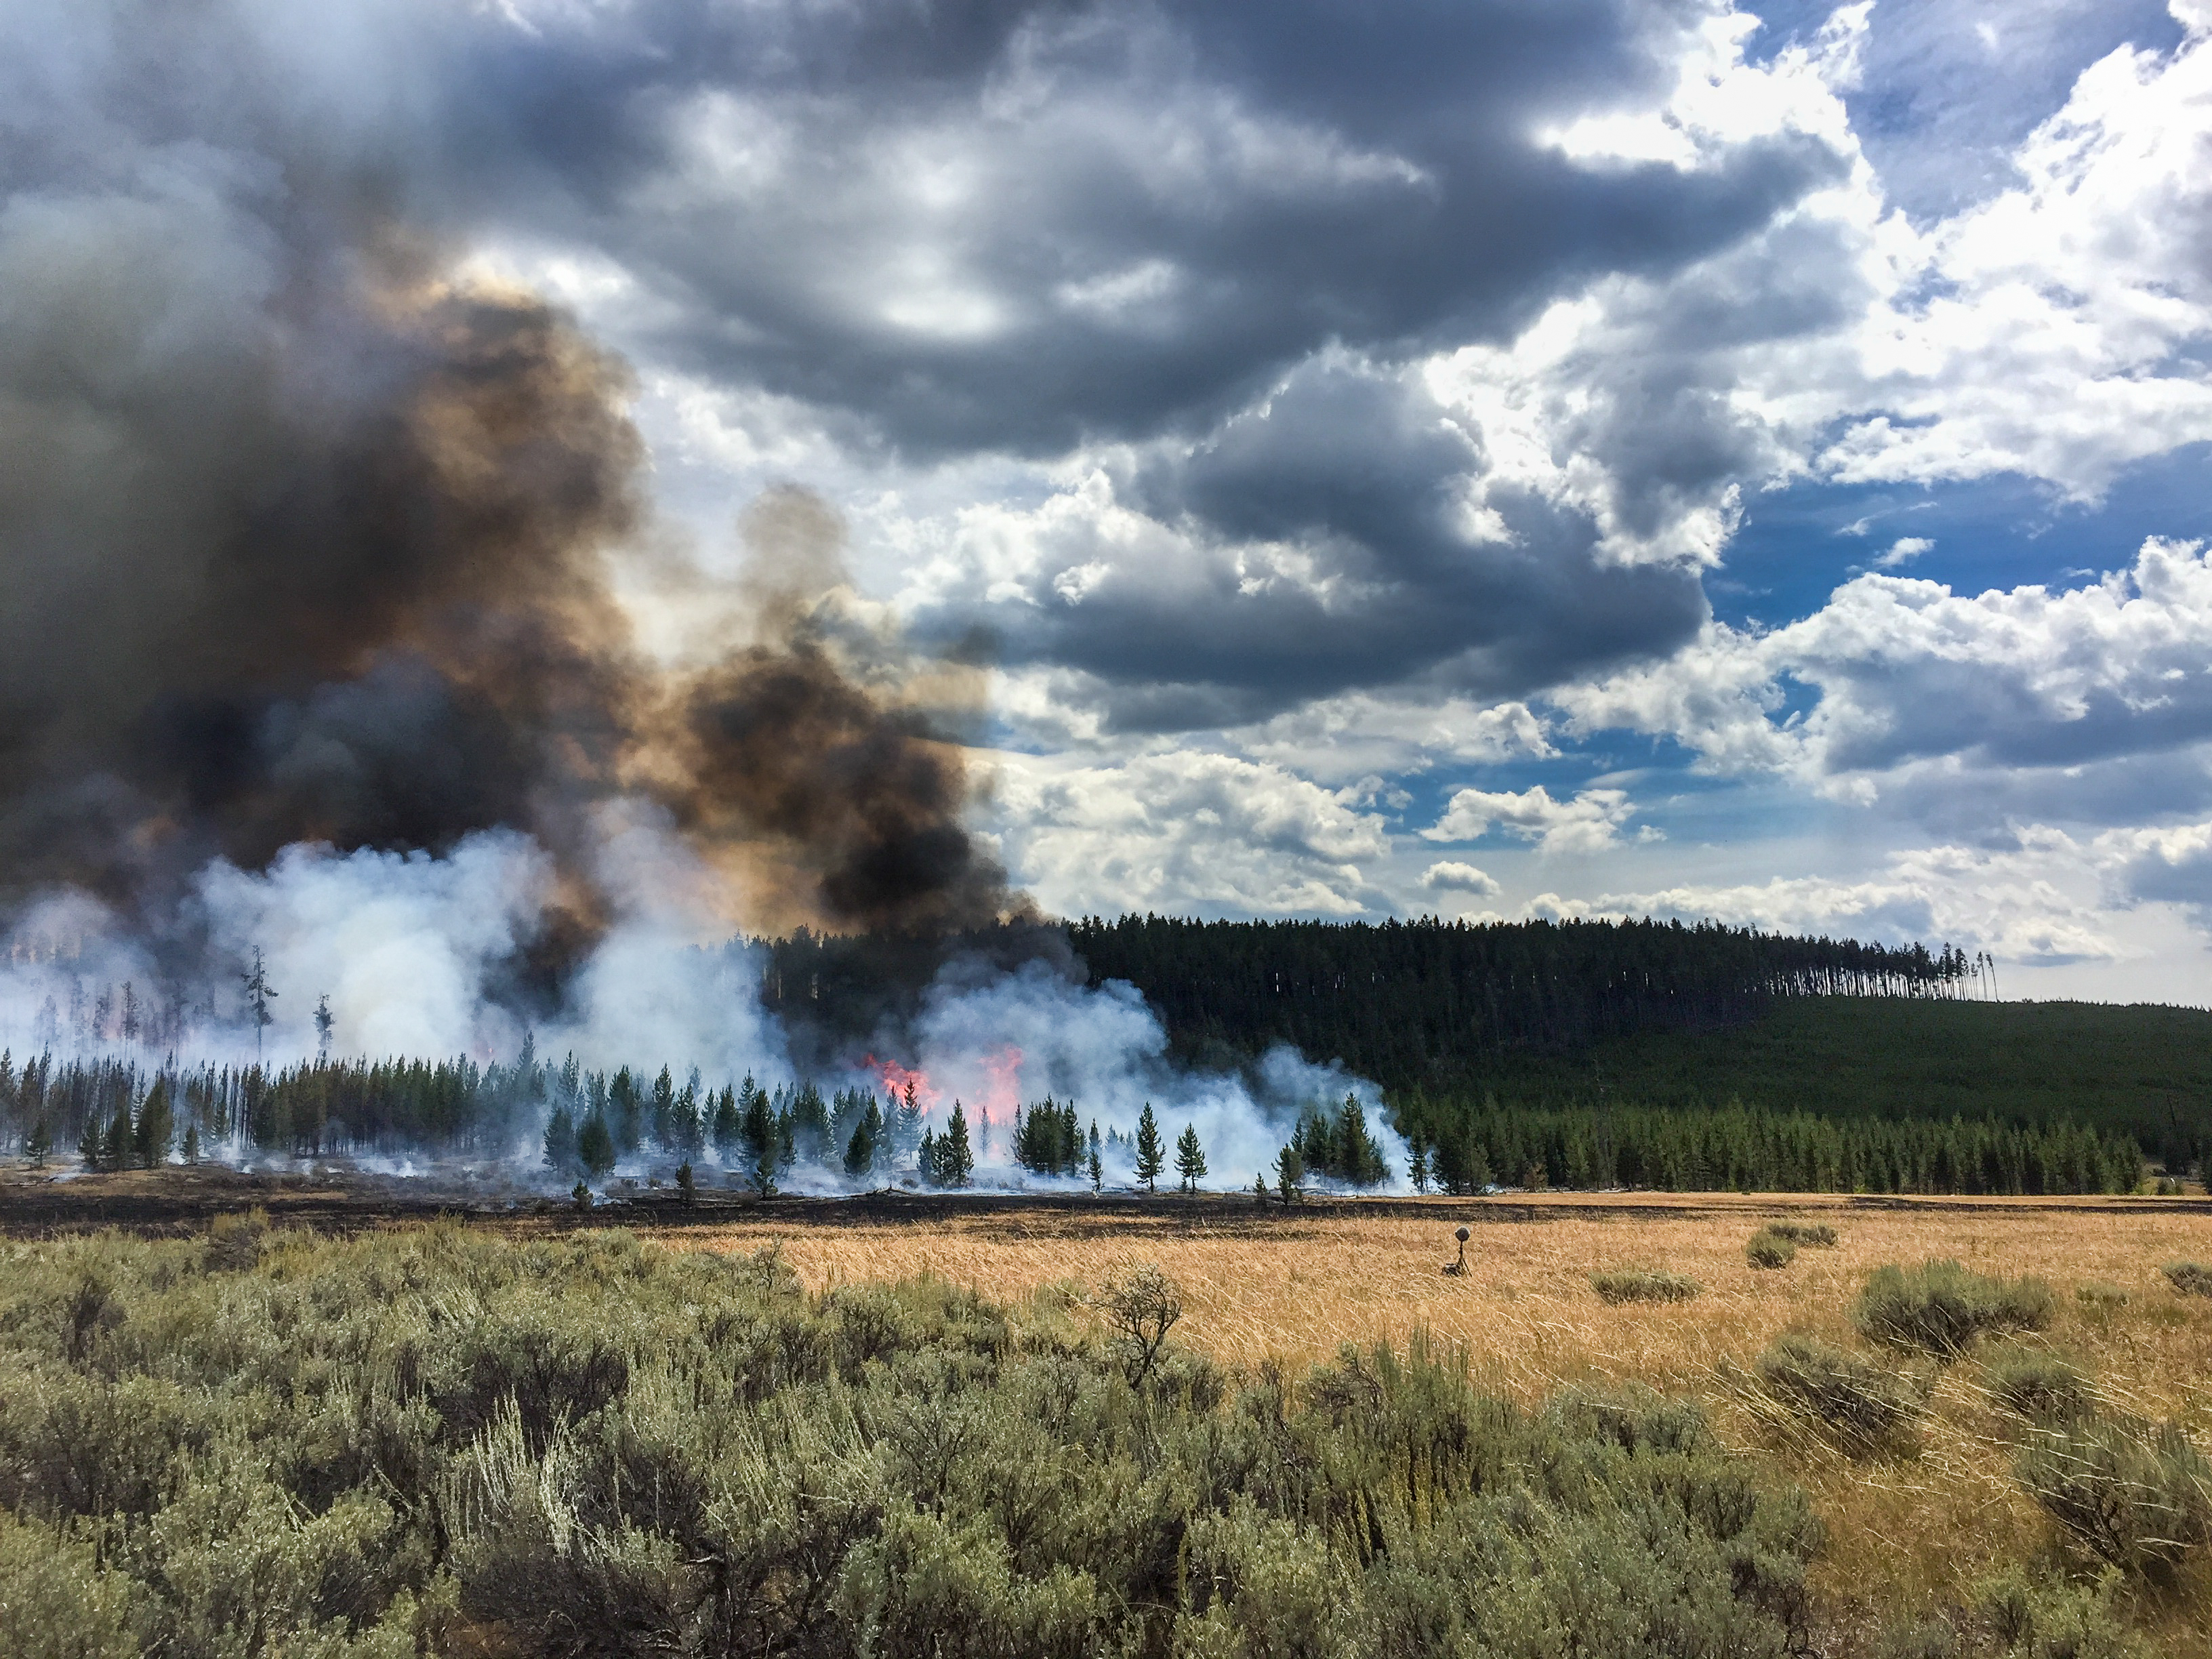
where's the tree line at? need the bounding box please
[1393,1097,2144,1197]
[1065,914,1986,1089]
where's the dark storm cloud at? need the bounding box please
[5,0,1841,456]
[908,361,1709,729]
[0,0,1853,843]
[470,0,1842,455]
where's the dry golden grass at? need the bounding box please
[663,1192,2212,1651]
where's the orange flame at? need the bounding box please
[864,1054,940,1113]
[980,1046,1022,1117]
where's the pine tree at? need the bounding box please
[1408,1134,1431,1194]
[239,948,276,1063]
[79,1113,104,1171]
[1275,1140,1305,1206]
[104,1106,131,1170]
[1252,1171,1271,1204]
[1089,1120,1103,1192]
[577,1112,617,1179]
[710,1087,741,1157]
[25,1115,52,1168]
[180,1119,199,1168]
[844,1100,883,1180]
[1174,1124,1207,1191]
[1133,1103,1165,1193]
[543,1106,579,1174]
[134,1078,173,1168]
[939,1101,975,1187]
[894,1082,924,1164]
[313,994,334,1060]
[676,1161,695,1205]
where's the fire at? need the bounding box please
[863,1046,1023,1122]
[865,1055,941,1113]
[979,1046,1022,1117]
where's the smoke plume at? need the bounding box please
[0,222,1019,971]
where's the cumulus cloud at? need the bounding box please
[989,749,1391,919]
[1530,829,2123,963]
[1422,784,1642,855]
[1419,860,1501,897]
[1873,536,1931,568]
[1556,537,2212,833]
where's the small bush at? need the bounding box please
[1853,1261,2055,1356]
[2014,1417,2212,1582]
[1589,1268,1700,1305]
[1765,1221,1839,1248]
[1756,1332,1922,1456]
[1976,1570,2146,1659]
[2161,1262,2212,1298]
[1746,1229,1798,1270]
[1983,1348,2096,1423]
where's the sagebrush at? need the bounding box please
[0,1223,1824,1658]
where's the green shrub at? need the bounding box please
[1853,1261,2055,1356]
[0,1225,1828,1659]
[1977,1570,2148,1659]
[1755,1332,1922,1456]
[0,1511,142,1659]
[1765,1221,1839,1248]
[1591,1268,1700,1305]
[1746,1229,1798,1270]
[1983,1348,2096,1424]
[2161,1261,2212,1298]
[2013,1417,2212,1582]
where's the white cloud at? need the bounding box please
[1418,859,1500,897]
[1422,784,1638,855]
[1873,536,1932,568]
[990,748,1391,919]
[1528,829,2124,964]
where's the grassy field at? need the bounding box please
[668,1193,2212,1652]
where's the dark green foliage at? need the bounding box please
[1766,1220,1839,1246]
[1174,1123,1208,1191]
[0,1227,1828,1659]
[1011,1096,1083,1178]
[1983,1349,2096,1424]
[2162,1262,2212,1298]
[1132,1101,1164,1191]
[920,1100,975,1187]
[1746,1229,1798,1269]
[1854,1261,2056,1356]
[1591,1269,1700,1304]
[576,1112,617,1179]
[1286,1092,1389,1187]
[2013,1417,2212,1582]
[1067,914,1973,1079]
[1412,1097,2142,1197]
[842,1098,882,1179]
[1275,1139,1305,1204]
[1756,1332,1923,1456]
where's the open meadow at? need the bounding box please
[668,1191,2212,1653]
[3,1180,2209,1657]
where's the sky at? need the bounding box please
[9,0,2212,1003]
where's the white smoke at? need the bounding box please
[1,811,1404,1193]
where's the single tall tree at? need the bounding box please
[240,949,277,1063]
[1133,1103,1165,1193]
[1174,1124,1207,1192]
[313,995,334,1060]
[939,1100,976,1187]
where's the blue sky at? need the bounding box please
[8,0,2212,1002]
